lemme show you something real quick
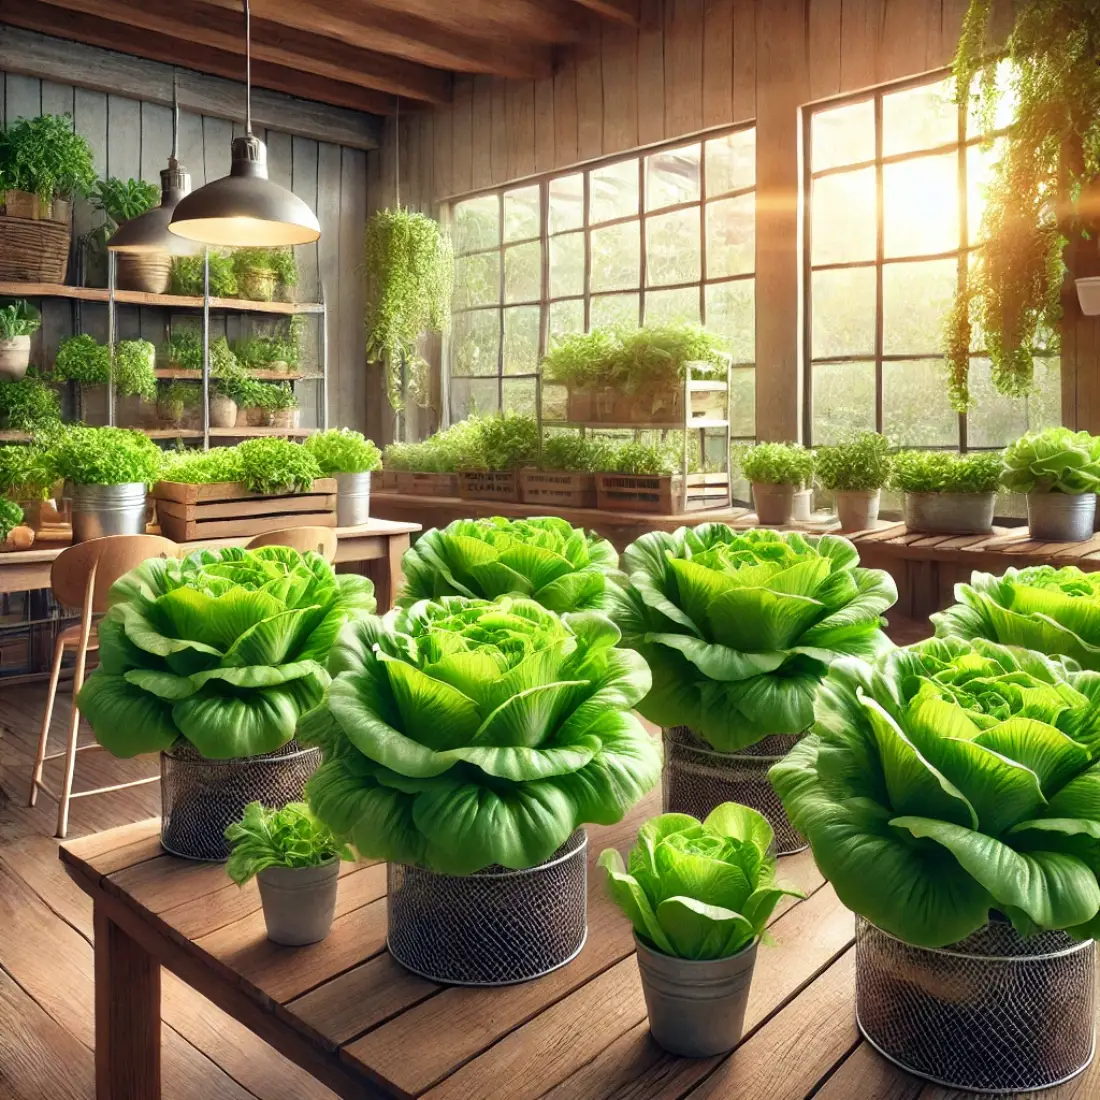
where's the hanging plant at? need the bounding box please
[363,208,453,411]
[945,1,1100,410]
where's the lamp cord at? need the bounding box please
[244,0,252,136]
[171,69,180,160]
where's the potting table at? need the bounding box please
[55,791,1013,1100]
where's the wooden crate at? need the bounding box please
[595,472,730,515]
[399,472,460,496]
[152,479,337,541]
[519,469,597,509]
[567,384,726,426]
[375,471,399,493]
[458,471,520,503]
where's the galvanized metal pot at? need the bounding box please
[70,481,147,542]
[1026,492,1096,542]
[257,859,340,945]
[834,489,880,532]
[635,933,758,1057]
[752,482,795,526]
[856,916,1096,1093]
[903,491,996,535]
[335,471,372,527]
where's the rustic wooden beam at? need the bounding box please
[0,20,384,148]
[569,0,640,25]
[342,0,587,45]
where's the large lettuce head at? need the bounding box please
[77,546,377,760]
[935,566,1100,671]
[398,516,621,613]
[303,595,661,874]
[610,526,898,751]
[771,636,1100,947]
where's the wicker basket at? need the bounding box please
[0,211,71,282]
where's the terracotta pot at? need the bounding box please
[239,270,277,302]
[0,336,31,381]
[210,394,238,429]
[246,406,265,427]
[272,407,300,429]
[834,489,880,533]
[117,252,172,295]
[752,482,795,526]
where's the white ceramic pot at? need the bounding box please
[0,336,31,381]
[1077,277,1100,316]
[257,860,340,945]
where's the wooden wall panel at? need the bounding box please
[702,0,735,130]
[731,0,756,122]
[637,0,667,146]
[470,76,493,190]
[664,0,704,138]
[574,24,604,162]
[838,0,884,93]
[553,55,580,166]
[808,0,843,101]
[506,81,537,182]
[534,76,557,174]
[601,20,639,154]
[490,78,509,185]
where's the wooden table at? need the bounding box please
[59,792,965,1100]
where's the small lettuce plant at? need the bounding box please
[600,804,804,960]
[225,801,352,885]
[1002,428,1100,495]
[739,442,814,487]
[303,429,382,475]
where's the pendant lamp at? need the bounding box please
[168,0,320,247]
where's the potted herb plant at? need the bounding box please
[520,434,613,509]
[0,300,41,381]
[600,804,804,1057]
[610,526,897,852]
[1001,427,1100,541]
[815,431,891,532]
[772,636,1100,1093]
[162,328,202,373]
[113,338,158,402]
[87,177,163,291]
[78,544,376,860]
[455,413,539,502]
[0,444,57,530]
[210,381,239,429]
[302,428,382,525]
[232,247,280,302]
[156,381,201,428]
[305,595,661,985]
[739,442,814,526]
[261,382,299,429]
[889,450,1002,535]
[0,369,61,432]
[225,801,352,945]
[0,499,33,551]
[52,334,111,387]
[593,437,723,515]
[170,252,238,298]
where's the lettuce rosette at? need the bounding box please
[771,637,1100,947]
[399,516,621,613]
[78,546,376,759]
[303,595,661,874]
[935,566,1100,671]
[609,526,897,751]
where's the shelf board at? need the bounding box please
[209,427,312,438]
[0,430,30,442]
[142,428,205,439]
[154,368,307,381]
[0,281,324,315]
[542,418,731,431]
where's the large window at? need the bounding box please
[447,126,757,439]
[805,72,1060,448]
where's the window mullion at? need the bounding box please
[497,190,505,415]
[638,155,646,327]
[873,93,885,437]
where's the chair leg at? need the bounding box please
[29,636,66,809]
[56,639,91,840]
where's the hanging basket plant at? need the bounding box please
[945,1,1100,411]
[363,208,453,412]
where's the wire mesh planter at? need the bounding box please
[387,830,588,986]
[662,727,807,855]
[160,739,321,862]
[856,916,1096,1094]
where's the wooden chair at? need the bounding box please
[28,534,178,838]
[246,526,337,563]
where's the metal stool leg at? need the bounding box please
[29,635,66,809]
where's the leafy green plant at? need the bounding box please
[610,526,897,750]
[53,334,110,385]
[0,444,56,500]
[170,253,238,297]
[0,371,60,431]
[77,545,376,760]
[400,516,620,612]
[232,317,303,371]
[158,381,202,414]
[0,114,96,201]
[49,426,162,486]
[598,440,680,476]
[231,247,298,289]
[739,442,814,487]
[225,801,351,885]
[256,382,298,412]
[772,636,1100,946]
[1001,428,1100,494]
[234,438,319,494]
[303,429,382,475]
[0,498,23,542]
[364,208,453,410]
[541,433,615,473]
[159,446,241,486]
[162,329,203,371]
[270,248,298,289]
[600,804,804,960]
[381,419,487,474]
[0,300,41,340]
[453,413,539,472]
[88,177,160,246]
[113,339,157,401]
[814,432,891,492]
[890,450,1003,494]
[303,595,660,874]
[541,328,624,390]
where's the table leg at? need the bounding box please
[380,533,410,610]
[94,904,161,1100]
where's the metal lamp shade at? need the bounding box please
[109,161,203,256]
[169,134,320,247]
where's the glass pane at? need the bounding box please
[504,240,540,304]
[707,193,754,279]
[591,292,640,329]
[451,309,499,376]
[450,376,499,420]
[706,129,755,196]
[811,168,876,265]
[548,299,584,341]
[453,251,500,309]
[812,361,875,444]
[883,359,959,446]
[504,185,540,242]
[883,152,959,258]
[1028,357,1061,433]
[503,305,540,374]
[550,232,584,298]
[729,367,755,438]
[590,159,639,223]
[453,194,499,255]
[967,59,1017,137]
[967,357,1026,448]
[646,143,701,209]
[706,279,755,365]
[812,100,874,172]
[591,220,640,292]
[967,138,1004,246]
[645,286,700,325]
[812,267,875,359]
[646,208,700,287]
[882,258,958,355]
[883,78,957,156]
[503,378,537,416]
[549,173,584,233]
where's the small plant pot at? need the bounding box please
[48,198,71,226]
[257,860,340,946]
[751,482,795,526]
[791,487,814,523]
[268,359,290,373]
[903,491,996,536]
[239,270,277,302]
[335,471,372,526]
[246,406,265,427]
[156,399,185,426]
[834,488,880,532]
[0,335,31,381]
[210,394,238,429]
[1026,492,1096,542]
[70,482,147,543]
[635,933,758,1058]
[1077,277,1100,316]
[116,252,172,295]
[3,189,41,220]
[272,407,300,429]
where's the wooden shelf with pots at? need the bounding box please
[154,368,307,381]
[0,280,324,314]
[209,427,312,438]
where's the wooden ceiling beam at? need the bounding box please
[569,0,640,24]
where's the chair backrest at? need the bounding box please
[246,526,337,563]
[50,534,179,615]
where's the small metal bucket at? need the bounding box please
[904,491,996,535]
[335,471,372,527]
[70,482,147,543]
[1027,492,1096,542]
